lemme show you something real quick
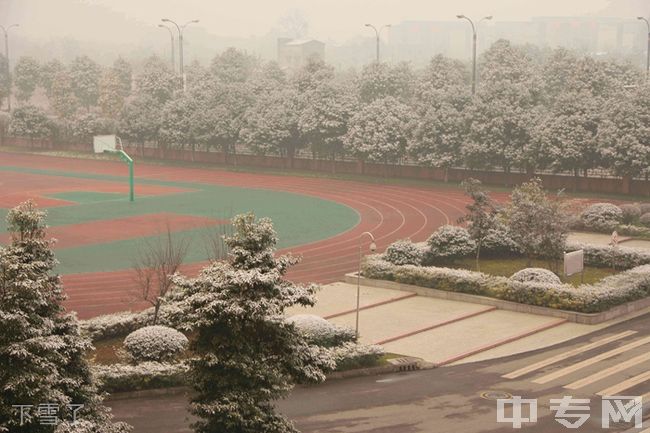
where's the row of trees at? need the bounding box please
[5,40,650,180]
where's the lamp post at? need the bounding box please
[638,17,650,81]
[158,24,175,73]
[161,18,199,90]
[456,15,492,95]
[365,24,391,63]
[1,24,19,111]
[356,231,376,338]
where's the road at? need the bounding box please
[109,312,650,433]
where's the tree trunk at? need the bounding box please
[152,300,161,325]
[475,242,481,272]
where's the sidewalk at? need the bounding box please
[290,281,649,366]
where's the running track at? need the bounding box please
[1,152,485,319]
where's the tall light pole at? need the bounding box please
[161,18,199,90]
[365,24,391,63]
[638,17,650,81]
[158,24,175,73]
[356,231,376,338]
[1,24,19,111]
[456,15,492,95]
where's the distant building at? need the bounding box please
[277,38,325,69]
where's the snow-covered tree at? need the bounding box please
[251,61,287,95]
[241,87,304,164]
[504,179,569,269]
[415,54,468,109]
[112,57,132,97]
[69,56,102,110]
[0,54,9,108]
[171,213,333,433]
[408,88,471,179]
[344,96,413,167]
[357,62,414,103]
[0,201,131,433]
[69,111,116,143]
[210,47,258,84]
[39,59,65,98]
[135,56,177,103]
[291,57,335,93]
[98,69,127,119]
[299,80,358,162]
[158,94,196,156]
[599,86,650,185]
[119,95,163,154]
[8,105,51,145]
[457,178,499,269]
[48,69,79,119]
[13,56,40,103]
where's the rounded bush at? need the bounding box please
[640,213,650,228]
[123,325,188,363]
[510,268,562,285]
[287,314,356,347]
[427,225,476,261]
[384,239,424,265]
[640,203,650,215]
[620,204,642,224]
[480,223,519,256]
[580,203,623,232]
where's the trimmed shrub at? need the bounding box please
[384,239,426,265]
[93,361,188,393]
[580,203,623,232]
[287,314,356,347]
[123,325,188,363]
[620,204,642,224]
[617,224,650,238]
[330,342,384,371]
[640,203,650,215]
[510,268,562,285]
[361,255,650,313]
[427,225,476,262]
[640,213,650,228]
[480,223,519,256]
[566,242,650,269]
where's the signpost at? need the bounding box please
[564,249,585,283]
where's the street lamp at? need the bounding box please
[365,24,391,63]
[638,17,650,81]
[457,14,492,95]
[356,231,376,338]
[0,23,19,111]
[161,18,199,90]
[158,24,176,73]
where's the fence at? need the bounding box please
[2,136,648,197]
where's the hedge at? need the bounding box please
[361,256,650,314]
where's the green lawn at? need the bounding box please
[455,257,617,286]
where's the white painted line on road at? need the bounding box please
[597,371,650,396]
[503,331,637,379]
[565,351,650,390]
[533,335,650,385]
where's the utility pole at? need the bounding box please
[638,17,650,81]
[158,24,175,73]
[161,18,199,91]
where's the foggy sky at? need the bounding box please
[4,0,643,44]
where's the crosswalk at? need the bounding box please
[501,330,650,398]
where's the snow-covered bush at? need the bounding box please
[123,325,188,363]
[480,223,519,256]
[640,213,650,228]
[330,342,384,371]
[287,314,356,347]
[510,268,562,285]
[384,239,425,265]
[580,203,623,232]
[640,203,650,215]
[427,225,476,262]
[620,204,642,224]
[566,242,650,269]
[93,361,189,393]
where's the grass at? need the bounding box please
[90,337,124,365]
[454,257,617,286]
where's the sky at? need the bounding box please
[2,0,634,43]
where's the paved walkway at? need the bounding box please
[290,282,649,365]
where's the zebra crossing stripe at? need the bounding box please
[597,371,650,396]
[502,330,637,380]
[565,351,650,390]
[533,335,650,385]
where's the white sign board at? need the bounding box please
[93,135,117,154]
[564,250,584,277]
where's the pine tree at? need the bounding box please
[0,201,131,433]
[172,213,333,433]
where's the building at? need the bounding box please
[277,38,325,70]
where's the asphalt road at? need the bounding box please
[109,313,650,433]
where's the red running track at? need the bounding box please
[1,152,485,319]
